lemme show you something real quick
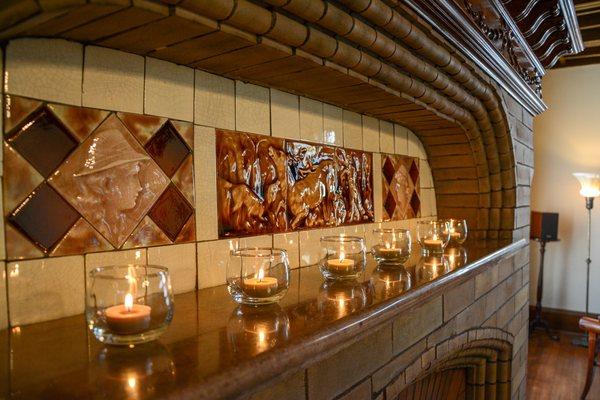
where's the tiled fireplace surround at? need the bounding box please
[0,37,533,399]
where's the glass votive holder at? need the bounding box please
[319,236,366,280]
[415,255,450,285]
[227,248,290,305]
[372,228,412,264]
[86,265,174,346]
[372,262,412,299]
[442,218,468,244]
[417,220,450,254]
[445,245,468,270]
[317,280,370,320]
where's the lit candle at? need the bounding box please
[105,293,151,335]
[327,250,355,274]
[423,234,443,251]
[243,268,278,298]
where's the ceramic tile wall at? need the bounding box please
[0,38,437,328]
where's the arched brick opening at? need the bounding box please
[0,0,518,238]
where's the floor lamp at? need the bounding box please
[573,172,600,347]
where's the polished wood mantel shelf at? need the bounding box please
[0,239,526,400]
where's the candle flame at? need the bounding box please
[385,242,391,249]
[339,250,346,261]
[432,233,438,241]
[124,293,134,312]
[256,268,265,282]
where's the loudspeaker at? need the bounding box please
[530,211,559,241]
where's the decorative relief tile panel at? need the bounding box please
[381,154,421,221]
[3,95,196,260]
[216,129,374,237]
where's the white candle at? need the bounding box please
[243,268,278,297]
[327,250,355,274]
[106,293,151,335]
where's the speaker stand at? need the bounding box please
[529,239,559,340]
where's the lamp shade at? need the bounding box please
[573,172,600,198]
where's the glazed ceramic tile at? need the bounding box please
[171,120,194,148]
[194,125,218,241]
[5,224,44,260]
[217,129,288,236]
[8,255,85,326]
[5,38,83,106]
[145,121,191,178]
[148,184,194,241]
[394,124,408,155]
[381,154,421,221]
[83,46,144,113]
[123,216,171,249]
[342,110,362,150]
[271,89,299,140]
[0,262,6,330]
[273,232,299,269]
[298,228,323,267]
[380,121,395,154]
[323,103,343,146]
[175,214,196,243]
[238,234,272,249]
[372,153,383,222]
[3,95,41,133]
[117,112,166,145]
[3,142,44,215]
[197,239,237,289]
[421,160,434,188]
[85,248,146,273]
[235,82,270,135]
[194,70,235,129]
[147,243,196,294]
[362,116,380,153]
[171,154,194,205]
[145,57,194,122]
[51,218,113,257]
[49,114,170,248]
[299,97,323,143]
[8,183,80,253]
[407,129,426,159]
[47,102,109,142]
[6,106,78,177]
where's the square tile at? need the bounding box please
[5,38,83,106]
[273,232,299,269]
[323,103,343,146]
[123,216,170,249]
[407,129,426,159]
[85,248,146,273]
[197,239,237,289]
[117,112,166,145]
[194,126,218,241]
[299,228,323,267]
[394,124,408,155]
[381,154,420,221]
[148,184,194,242]
[299,97,323,143]
[148,243,196,294]
[380,121,394,154]
[144,121,191,177]
[235,81,270,135]
[194,70,235,129]
[6,106,78,177]
[0,262,6,330]
[271,89,299,140]
[343,110,362,150]
[145,57,194,122]
[362,115,380,152]
[238,234,272,249]
[421,160,434,188]
[83,46,144,113]
[8,256,85,326]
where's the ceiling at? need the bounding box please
[557,0,600,67]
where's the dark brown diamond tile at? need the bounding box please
[4,95,42,134]
[8,182,80,253]
[409,159,419,185]
[7,106,78,177]
[382,156,396,185]
[384,191,396,219]
[410,191,421,217]
[145,121,191,177]
[149,184,194,241]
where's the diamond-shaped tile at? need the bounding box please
[7,106,78,177]
[4,95,42,133]
[410,191,421,216]
[171,120,193,148]
[48,114,170,248]
[384,191,397,218]
[117,112,166,145]
[123,216,171,249]
[175,213,196,243]
[48,103,109,142]
[51,218,113,256]
[382,156,396,185]
[145,121,191,177]
[8,182,80,253]
[172,154,194,205]
[5,224,44,260]
[149,184,194,241]
[3,142,44,215]
[409,159,419,185]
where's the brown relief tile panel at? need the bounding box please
[148,184,194,241]
[47,103,109,142]
[381,154,421,221]
[51,218,113,257]
[216,129,374,237]
[145,121,191,178]
[4,96,41,133]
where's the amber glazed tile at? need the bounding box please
[172,154,194,205]
[8,182,80,253]
[47,103,109,142]
[175,213,196,243]
[145,121,191,177]
[49,114,169,248]
[381,154,420,221]
[51,218,113,257]
[171,120,193,148]
[149,184,193,241]
[5,224,44,260]
[123,216,171,249]
[3,142,44,215]
[117,112,166,145]
[6,106,78,177]
[3,95,41,133]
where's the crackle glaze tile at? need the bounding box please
[194,125,218,241]
[299,97,323,143]
[49,114,170,248]
[271,89,299,140]
[4,95,41,134]
[323,103,343,146]
[117,112,166,145]
[148,243,196,294]
[379,120,394,154]
[342,110,362,150]
[235,81,270,135]
[273,232,299,270]
[145,57,194,122]
[51,218,113,257]
[362,115,380,153]
[148,184,193,242]
[171,154,194,205]
[194,70,235,129]
[394,124,408,155]
[407,129,427,159]
[123,216,171,249]
[3,142,44,215]
[197,239,237,289]
[85,248,146,273]
[47,102,109,142]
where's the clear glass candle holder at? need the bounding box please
[372,262,412,299]
[415,255,450,285]
[227,248,290,305]
[86,265,174,346]
[372,228,412,264]
[445,245,468,270]
[442,219,468,244]
[417,220,450,254]
[317,280,370,320]
[319,236,366,280]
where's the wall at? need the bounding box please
[0,38,437,329]
[531,64,600,313]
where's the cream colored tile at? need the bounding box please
[373,153,383,222]
[83,46,144,113]
[300,97,323,143]
[197,239,237,289]
[145,57,194,121]
[271,89,299,139]
[274,232,299,270]
[8,256,84,326]
[343,110,362,150]
[363,222,382,250]
[380,120,394,154]
[86,248,146,273]
[148,243,196,295]
[421,160,434,188]
[407,129,427,159]
[394,124,408,155]
[238,235,272,249]
[0,180,5,260]
[421,188,436,217]
[340,224,365,239]
[0,262,6,330]
[5,38,83,105]
[236,81,270,135]
[194,126,218,241]
[299,228,323,267]
[362,115,379,152]
[195,70,235,129]
[430,189,437,217]
[323,103,343,146]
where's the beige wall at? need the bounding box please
[532,64,600,312]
